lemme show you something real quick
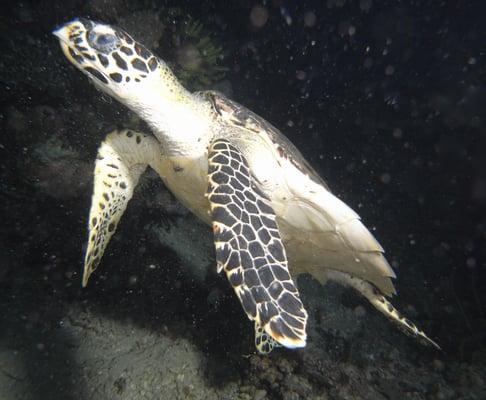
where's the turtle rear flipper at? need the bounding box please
[324,270,440,349]
[83,129,162,287]
[207,139,308,352]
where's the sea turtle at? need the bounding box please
[53,18,439,353]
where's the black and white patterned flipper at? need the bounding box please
[207,139,308,351]
[83,129,162,287]
[255,323,282,354]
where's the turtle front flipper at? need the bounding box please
[83,129,162,287]
[207,139,308,352]
[255,323,282,354]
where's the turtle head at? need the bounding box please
[53,18,188,109]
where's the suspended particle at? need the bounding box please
[296,70,306,80]
[304,11,317,28]
[364,57,373,68]
[380,173,391,184]
[250,5,269,28]
[360,0,373,12]
[393,128,403,138]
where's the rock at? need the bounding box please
[282,392,299,400]
[253,389,267,400]
[149,215,213,282]
[6,107,28,133]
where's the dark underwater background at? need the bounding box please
[0,1,484,399]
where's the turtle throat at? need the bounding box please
[125,64,211,156]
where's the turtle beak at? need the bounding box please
[52,24,67,41]
[53,19,89,67]
[52,20,76,43]
[53,20,77,60]
[53,18,92,45]
[53,30,77,66]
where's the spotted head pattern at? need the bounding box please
[54,18,159,85]
[55,19,159,84]
[53,17,191,110]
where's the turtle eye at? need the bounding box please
[88,30,120,53]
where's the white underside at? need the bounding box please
[149,130,396,297]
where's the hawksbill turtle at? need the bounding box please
[53,18,439,353]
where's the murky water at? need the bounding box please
[1,1,484,399]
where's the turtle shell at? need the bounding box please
[202,90,331,191]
